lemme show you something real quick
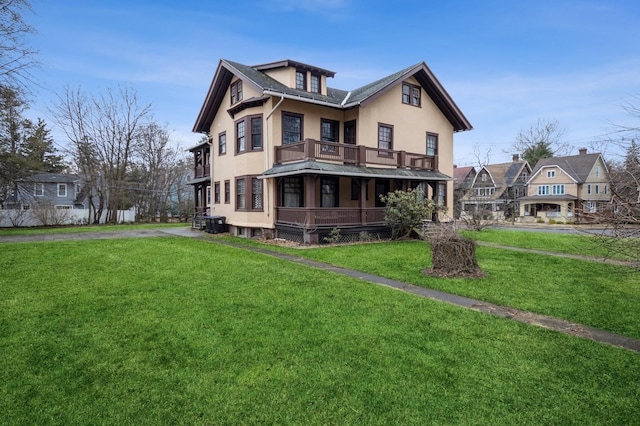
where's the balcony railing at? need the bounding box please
[274,139,437,170]
[276,207,386,227]
[193,165,210,179]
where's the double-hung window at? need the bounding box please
[224,180,230,204]
[378,123,393,152]
[236,178,246,209]
[235,176,263,211]
[230,80,243,104]
[310,74,320,93]
[214,182,221,204]
[34,183,44,196]
[236,120,246,153]
[426,133,438,156]
[296,70,306,90]
[282,112,303,145]
[57,184,67,197]
[218,132,226,155]
[235,115,263,154]
[402,82,421,106]
[251,117,262,150]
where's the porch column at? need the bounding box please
[360,178,369,225]
[304,175,317,227]
[428,181,438,222]
[304,175,318,244]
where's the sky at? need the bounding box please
[26,0,640,166]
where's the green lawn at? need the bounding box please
[462,227,637,261]
[0,222,187,236]
[1,236,639,424]
[241,238,640,341]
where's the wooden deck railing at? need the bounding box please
[194,165,210,179]
[276,207,386,227]
[274,139,438,171]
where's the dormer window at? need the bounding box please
[310,74,320,93]
[402,82,420,107]
[230,80,243,104]
[296,70,306,90]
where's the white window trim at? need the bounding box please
[57,183,67,197]
[34,183,44,197]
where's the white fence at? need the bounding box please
[0,207,136,228]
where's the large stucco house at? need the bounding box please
[191,59,471,243]
[518,149,611,223]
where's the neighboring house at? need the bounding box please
[452,165,476,218]
[3,172,88,210]
[460,155,531,220]
[0,172,93,227]
[519,149,611,223]
[192,58,472,243]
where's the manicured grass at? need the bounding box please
[0,222,187,236]
[228,238,640,340]
[462,227,636,261]
[1,237,639,424]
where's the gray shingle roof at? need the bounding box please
[193,59,472,133]
[531,153,602,183]
[260,160,452,181]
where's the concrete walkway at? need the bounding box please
[3,226,639,352]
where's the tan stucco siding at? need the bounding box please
[579,158,610,200]
[264,68,294,88]
[208,80,274,227]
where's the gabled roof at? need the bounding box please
[193,59,472,133]
[465,160,530,200]
[473,161,530,187]
[453,166,475,184]
[21,172,82,184]
[528,152,604,183]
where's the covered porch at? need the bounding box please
[261,160,451,243]
[518,195,577,223]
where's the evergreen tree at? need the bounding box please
[522,141,554,168]
[21,118,66,172]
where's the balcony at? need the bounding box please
[193,165,210,179]
[274,139,437,170]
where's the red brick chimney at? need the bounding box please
[579,148,587,155]
[512,154,520,162]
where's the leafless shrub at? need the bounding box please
[424,225,484,278]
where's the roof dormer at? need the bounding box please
[253,59,335,96]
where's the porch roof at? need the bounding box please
[259,160,452,181]
[519,195,578,203]
[187,176,211,185]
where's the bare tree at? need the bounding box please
[581,99,640,268]
[0,0,38,90]
[129,122,184,222]
[50,85,152,223]
[512,118,572,167]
